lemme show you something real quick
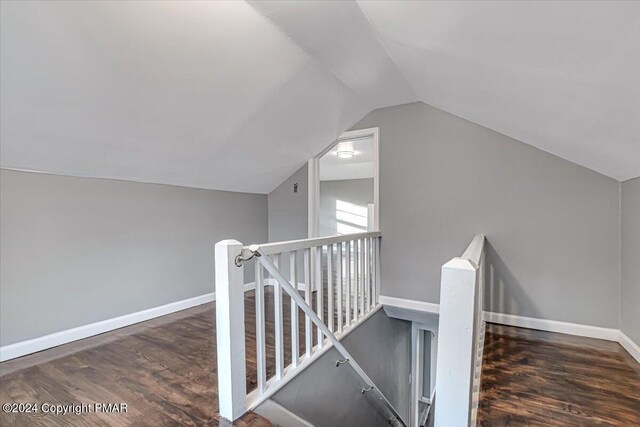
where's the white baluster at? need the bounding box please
[345,241,351,328]
[336,242,343,333]
[290,251,299,368]
[353,239,359,322]
[273,253,284,380]
[360,239,365,317]
[304,248,312,357]
[255,259,266,393]
[375,237,381,305]
[315,245,324,348]
[364,238,369,312]
[370,237,375,308]
[327,243,334,333]
[370,237,376,308]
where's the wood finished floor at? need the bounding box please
[0,288,323,427]
[3,293,639,427]
[477,323,640,426]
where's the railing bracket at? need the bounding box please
[336,358,349,367]
[361,385,374,394]
[234,245,261,267]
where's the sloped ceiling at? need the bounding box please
[2,1,638,195]
[254,0,640,182]
[0,1,372,193]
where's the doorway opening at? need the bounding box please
[308,127,379,237]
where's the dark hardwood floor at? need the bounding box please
[478,323,640,426]
[4,292,639,427]
[0,288,312,427]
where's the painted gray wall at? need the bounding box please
[0,169,268,346]
[272,309,411,426]
[320,178,373,236]
[351,102,620,328]
[268,163,308,243]
[621,177,640,344]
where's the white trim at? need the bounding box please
[308,127,380,238]
[380,298,632,343]
[411,323,437,427]
[618,331,640,364]
[246,304,383,411]
[254,399,315,427]
[377,299,638,366]
[250,231,381,256]
[483,311,619,341]
[379,295,440,314]
[0,281,301,362]
[243,282,257,292]
[0,292,215,362]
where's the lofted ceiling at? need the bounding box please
[1,1,638,195]
[0,1,371,193]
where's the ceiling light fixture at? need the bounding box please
[336,150,354,159]
[336,141,355,159]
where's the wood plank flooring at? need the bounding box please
[0,288,310,427]
[4,293,639,427]
[477,323,640,426]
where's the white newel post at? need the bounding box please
[215,240,247,421]
[435,257,479,427]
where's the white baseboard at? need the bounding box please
[483,311,619,341]
[379,295,440,314]
[378,297,623,343]
[481,311,638,365]
[371,298,639,366]
[0,280,307,363]
[0,292,215,362]
[618,331,640,364]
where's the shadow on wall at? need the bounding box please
[483,241,540,319]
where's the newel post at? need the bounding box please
[435,257,479,427]
[215,240,246,421]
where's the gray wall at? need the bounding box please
[272,309,411,426]
[320,178,373,236]
[621,177,640,344]
[268,163,308,242]
[0,169,268,346]
[351,102,621,328]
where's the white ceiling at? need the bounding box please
[364,1,640,182]
[2,1,638,194]
[0,1,371,193]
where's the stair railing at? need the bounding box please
[215,232,405,426]
[256,247,405,426]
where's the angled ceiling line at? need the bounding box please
[353,0,420,103]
